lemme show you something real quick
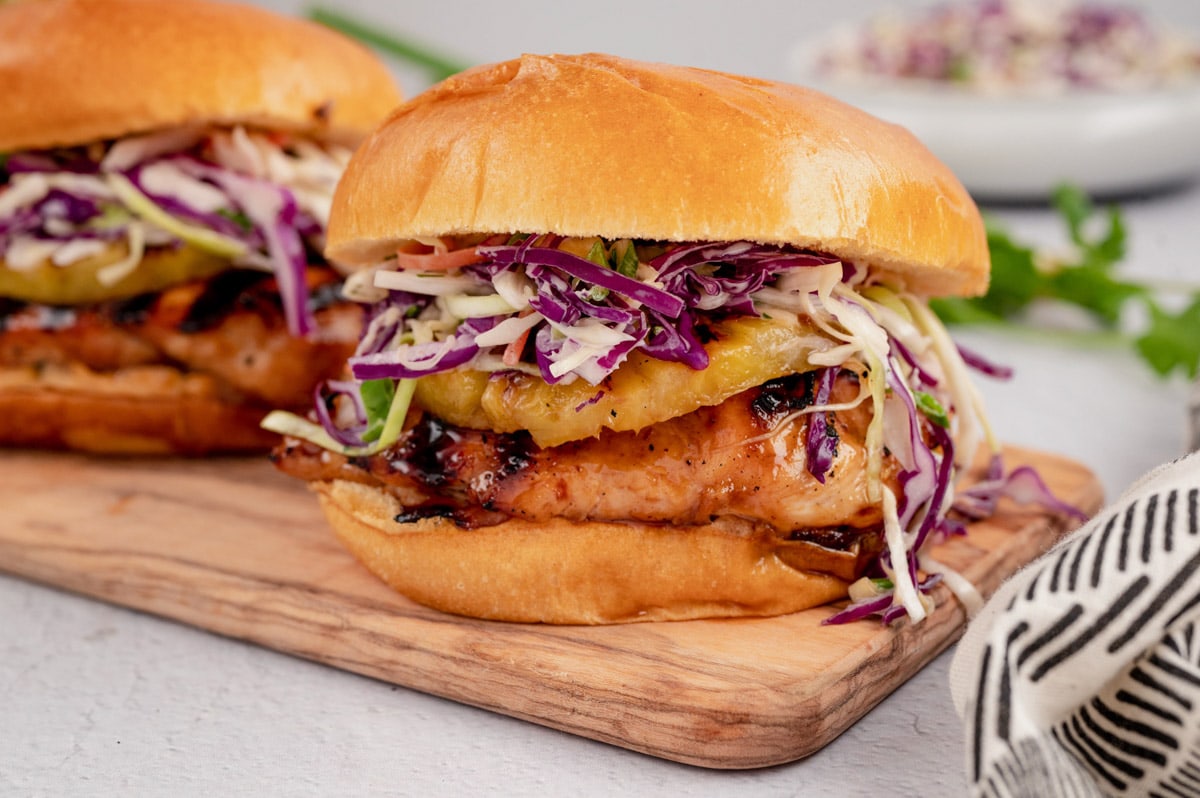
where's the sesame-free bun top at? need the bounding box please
[328,53,988,298]
[0,0,404,151]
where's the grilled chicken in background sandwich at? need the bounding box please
[0,0,403,454]
[270,52,1006,625]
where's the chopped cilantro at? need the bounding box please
[615,240,640,278]
[216,207,254,233]
[583,240,612,301]
[359,378,396,443]
[914,391,950,428]
[585,239,608,267]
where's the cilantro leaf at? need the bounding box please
[931,222,1041,321]
[914,391,950,428]
[1052,183,1093,248]
[1087,205,1126,268]
[1044,265,1145,326]
[928,296,1003,324]
[1136,295,1200,379]
[1040,184,1136,324]
[615,241,640,278]
[216,207,254,233]
[979,224,1042,317]
[359,378,396,443]
[585,238,608,267]
[1051,184,1126,269]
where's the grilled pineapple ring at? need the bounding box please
[0,242,233,305]
[413,315,831,447]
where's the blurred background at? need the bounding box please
[238,0,1200,205]
[246,0,1200,101]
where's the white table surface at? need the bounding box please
[4,2,1199,795]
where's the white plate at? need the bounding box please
[788,48,1200,201]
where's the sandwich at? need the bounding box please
[268,52,1003,625]
[0,0,403,454]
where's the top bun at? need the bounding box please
[0,0,403,150]
[327,53,988,298]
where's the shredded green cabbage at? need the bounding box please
[261,378,417,457]
[881,486,928,622]
[105,172,247,259]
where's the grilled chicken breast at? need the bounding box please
[274,370,901,559]
[0,266,361,409]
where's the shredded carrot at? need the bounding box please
[502,327,532,366]
[502,310,535,366]
[394,247,486,272]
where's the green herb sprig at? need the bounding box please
[932,185,1200,379]
[307,7,470,83]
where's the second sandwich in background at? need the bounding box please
[0,0,403,454]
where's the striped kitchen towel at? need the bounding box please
[950,450,1200,798]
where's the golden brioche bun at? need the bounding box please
[314,479,854,624]
[0,363,279,454]
[327,52,988,298]
[0,0,403,151]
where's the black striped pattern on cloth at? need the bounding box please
[951,451,1200,798]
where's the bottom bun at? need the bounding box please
[0,362,279,455]
[314,478,855,624]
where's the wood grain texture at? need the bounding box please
[0,446,1102,769]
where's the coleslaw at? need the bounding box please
[0,126,354,336]
[815,0,1200,95]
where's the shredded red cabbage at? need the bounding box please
[954,455,1088,521]
[823,592,894,624]
[525,266,641,327]
[37,189,101,225]
[125,160,254,240]
[804,367,839,483]
[824,573,944,625]
[485,244,685,318]
[312,380,370,448]
[357,292,429,357]
[957,342,1015,379]
[6,151,99,175]
[890,362,946,531]
[349,316,498,381]
[574,390,607,412]
[172,159,314,337]
[826,440,1085,626]
[641,307,709,370]
[891,336,940,387]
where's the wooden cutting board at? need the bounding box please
[0,445,1101,769]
